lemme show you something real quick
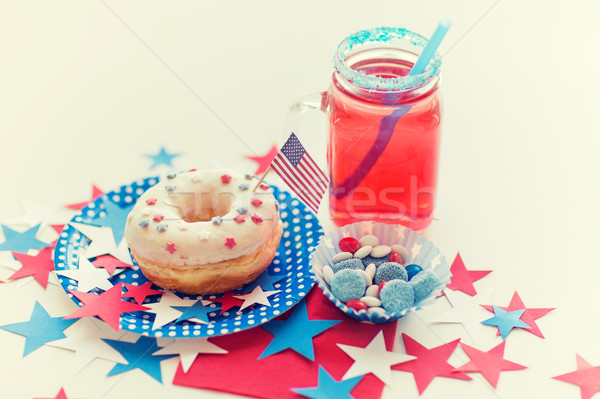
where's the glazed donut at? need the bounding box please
[124,169,283,295]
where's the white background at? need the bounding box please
[1,1,599,398]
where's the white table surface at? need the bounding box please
[1,1,599,398]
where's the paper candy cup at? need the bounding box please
[310,221,451,324]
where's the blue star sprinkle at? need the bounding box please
[244,174,254,180]
[482,305,531,339]
[102,335,177,383]
[259,300,341,360]
[0,301,77,357]
[292,366,362,399]
[0,224,51,253]
[236,207,248,214]
[166,173,177,179]
[90,197,134,244]
[138,219,150,228]
[238,184,249,191]
[165,185,176,192]
[211,216,223,225]
[144,147,181,169]
[157,223,168,232]
[173,300,210,324]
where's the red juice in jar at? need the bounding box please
[326,28,442,231]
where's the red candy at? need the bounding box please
[390,251,402,263]
[146,198,157,206]
[378,281,387,292]
[338,237,360,254]
[346,300,368,311]
[152,214,164,222]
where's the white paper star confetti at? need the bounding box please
[153,338,227,373]
[55,257,113,292]
[47,318,127,374]
[233,286,281,311]
[6,200,68,227]
[337,331,415,386]
[145,291,197,330]
[70,223,132,264]
[431,287,494,343]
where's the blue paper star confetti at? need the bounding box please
[292,366,362,399]
[90,197,134,244]
[174,300,211,324]
[482,305,531,339]
[259,300,341,360]
[0,301,77,357]
[0,224,51,253]
[102,335,177,383]
[144,146,181,169]
[237,270,287,294]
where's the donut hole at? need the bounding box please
[169,190,235,223]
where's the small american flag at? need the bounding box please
[270,133,329,213]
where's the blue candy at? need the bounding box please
[373,262,408,285]
[332,258,365,273]
[361,254,391,269]
[409,270,440,302]
[380,280,414,314]
[330,269,366,303]
[405,264,423,280]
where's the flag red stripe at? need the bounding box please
[271,157,320,211]
[303,152,329,183]
[291,159,326,198]
[298,161,328,193]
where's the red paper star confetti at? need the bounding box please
[65,185,104,210]
[221,174,232,184]
[481,291,554,338]
[50,224,65,236]
[172,288,396,399]
[245,145,277,175]
[251,214,263,224]
[123,282,164,304]
[165,242,177,254]
[392,334,471,394]
[34,387,69,399]
[210,291,245,314]
[453,341,526,388]
[9,247,55,288]
[225,237,236,249]
[91,255,133,275]
[445,252,492,296]
[64,282,150,331]
[553,354,600,399]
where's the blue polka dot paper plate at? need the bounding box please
[310,221,451,324]
[54,176,323,337]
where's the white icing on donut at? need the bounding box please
[124,169,279,265]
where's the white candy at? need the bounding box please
[359,235,379,247]
[365,284,380,298]
[391,244,409,264]
[367,307,388,317]
[323,265,334,285]
[353,245,372,259]
[332,252,353,263]
[360,296,382,307]
[365,263,376,280]
[356,269,372,286]
[371,245,392,258]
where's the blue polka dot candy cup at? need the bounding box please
[309,221,451,324]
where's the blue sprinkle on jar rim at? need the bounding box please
[333,26,442,93]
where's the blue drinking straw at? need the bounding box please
[409,18,452,76]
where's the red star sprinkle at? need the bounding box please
[91,255,133,275]
[553,354,600,399]
[65,184,104,210]
[34,387,69,399]
[250,198,263,207]
[64,282,150,331]
[146,198,157,205]
[445,252,492,296]
[9,247,55,288]
[123,282,164,304]
[153,214,164,222]
[453,341,526,388]
[210,291,245,314]
[221,174,232,184]
[225,237,236,249]
[251,214,263,224]
[392,334,471,394]
[481,291,554,338]
[233,214,245,224]
[245,145,277,175]
[259,183,270,191]
[188,168,197,172]
[166,242,177,254]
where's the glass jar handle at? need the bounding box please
[283,91,328,138]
